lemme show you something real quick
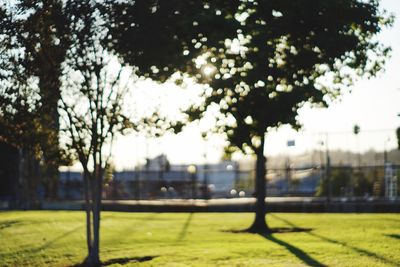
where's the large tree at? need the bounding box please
[192,0,392,232]
[202,0,392,232]
[107,0,392,233]
[0,0,71,199]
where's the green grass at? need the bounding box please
[0,211,399,266]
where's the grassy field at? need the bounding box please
[0,211,399,267]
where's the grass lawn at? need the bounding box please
[0,211,399,266]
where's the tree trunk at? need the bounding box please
[83,174,101,267]
[83,170,92,256]
[18,149,41,209]
[83,163,103,266]
[248,136,270,233]
[92,165,103,266]
[39,74,60,200]
[36,0,69,200]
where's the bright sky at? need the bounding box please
[111,0,400,171]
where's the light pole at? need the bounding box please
[320,133,331,203]
[187,165,197,199]
[353,124,361,168]
[201,132,209,200]
[286,140,295,194]
[384,137,391,164]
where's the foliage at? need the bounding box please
[0,3,42,155]
[103,0,238,82]
[316,167,379,197]
[352,170,374,196]
[183,0,392,153]
[235,174,255,192]
[0,0,69,135]
[353,124,361,135]
[317,168,352,197]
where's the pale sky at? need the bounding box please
[110,0,400,171]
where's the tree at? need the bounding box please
[0,0,71,199]
[198,0,392,232]
[316,168,373,197]
[60,2,181,263]
[0,4,54,206]
[107,0,392,233]
[58,2,136,264]
[3,1,182,262]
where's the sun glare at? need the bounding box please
[202,64,216,76]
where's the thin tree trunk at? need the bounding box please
[248,136,270,233]
[84,175,100,266]
[85,161,102,266]
[92,164,102,265]
[83,170,92,256]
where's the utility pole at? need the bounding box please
[202,132,209,200]
[286,140,295,195]
[324,134,332,204]
[384,137,390,164]
[353,124,361,168]
[188,165,197,199]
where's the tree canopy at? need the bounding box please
[191,0,392,153]
[103,0,239,81]
[105,0,392,153]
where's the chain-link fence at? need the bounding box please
[57,163,399,201]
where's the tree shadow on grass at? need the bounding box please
[0,220,19,230]
[259,233,327,267]
[385,234,400,240]
[176,213,193,242]
[102,213,161,248]
[72,256,158,267]
[270,214,399,266]
[223,227,324,267]
[0,224,84,258]
[102,212,161,223]
[102,256,157,266]
[224,227,312,234]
